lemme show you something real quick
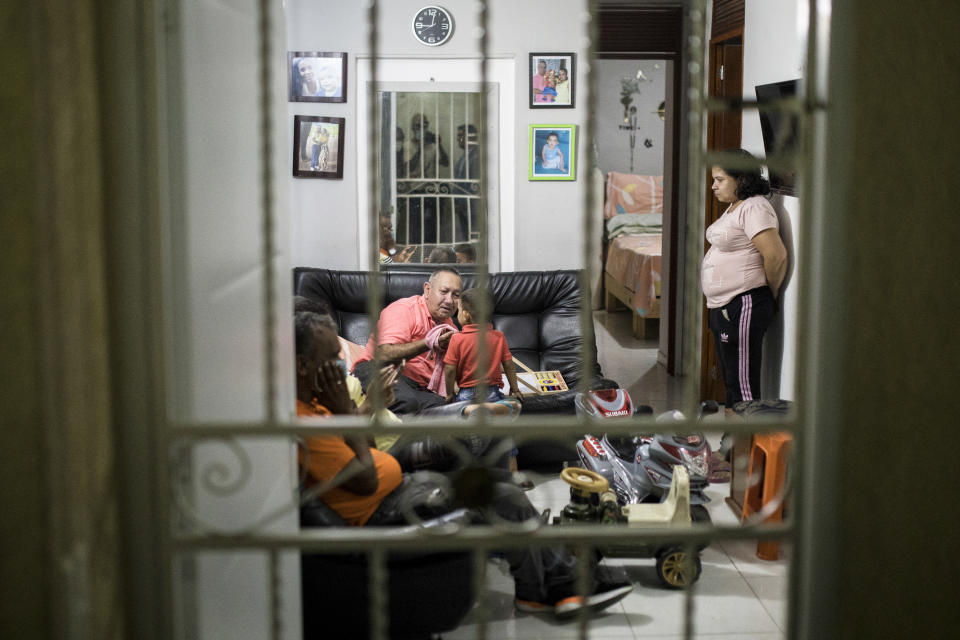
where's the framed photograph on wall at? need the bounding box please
[529,53,575,108]
[529,124,576,181]
[293,115,345,179]
[288,51,347,102]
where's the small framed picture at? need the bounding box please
[293,115,345,179]
[288,51,347,102]
[529,53,575,108]
[529,125,576,181]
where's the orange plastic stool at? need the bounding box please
[741,431,792,560]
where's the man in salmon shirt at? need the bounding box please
[350,268,515,471]
[352,267,464,416]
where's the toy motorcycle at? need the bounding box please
[573,391,713,524]
[572,388,650,419]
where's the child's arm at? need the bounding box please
[557,148,565,171]
[444,363,457,403]
[502,359,522,400]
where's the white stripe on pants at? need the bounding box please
[738,293,753,401]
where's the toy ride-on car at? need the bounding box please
[553,465,702,589]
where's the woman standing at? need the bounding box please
[702,149,787,412]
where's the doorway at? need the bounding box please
[597,4,684,375]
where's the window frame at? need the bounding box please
[355,58,516,272]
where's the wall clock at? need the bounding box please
[412,6,454,46]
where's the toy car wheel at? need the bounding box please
[656,547,701,589]
[690,504,711,524]
[689,505,712,550]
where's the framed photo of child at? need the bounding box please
[288,51,347,103]
[529,53,575,108]
[529,125,576,181]
[293,115,345,179]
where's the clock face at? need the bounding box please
[412,6,453,46]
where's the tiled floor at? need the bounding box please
[446,310,790,639]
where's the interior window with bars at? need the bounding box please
[378,91,484,264]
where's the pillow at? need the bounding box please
[604,172,663,218]
[338,336,366,371]
[606,213,663,238]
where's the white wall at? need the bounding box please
[743,0,804,400]
[166,0,299,637]
[286,0,595,272]
[594,59,666,177]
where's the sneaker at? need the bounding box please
[514,597,555,614]
[554,580,634,620]
[516,580,634,619]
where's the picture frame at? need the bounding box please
[529,125,576,181]
[529,53,575,108]
[288,51,347,103]
[293,115,345,179]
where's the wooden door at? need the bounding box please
[700,35,743,404]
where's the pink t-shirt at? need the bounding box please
[353,295,455,387]
[701,195,779,308]
[533,73,548,102]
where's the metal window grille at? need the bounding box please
[389,91,483,253]
[164,0,829,638]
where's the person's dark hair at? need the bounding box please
[294,311,335,358]
[291,58,306,96]
[459,287,492,318]
[426,246,457,263]
[720,148,771,199]
[456,124,478,146]
[294,295,331,316]
[454,243,476,262]
[428,266,461,284]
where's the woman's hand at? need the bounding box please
[315,360,354,414]
[364,364,399,411]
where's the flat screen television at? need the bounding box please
[755,79,799,196]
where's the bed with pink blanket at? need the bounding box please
[602,172,664,339]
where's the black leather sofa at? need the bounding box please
[293,266,617,465]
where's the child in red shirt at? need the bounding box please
[443,288,522,411]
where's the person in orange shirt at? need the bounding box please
[294,310,634,617]
[295,311,402,525]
